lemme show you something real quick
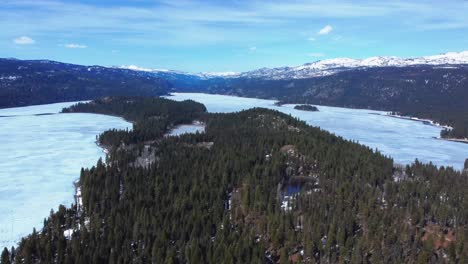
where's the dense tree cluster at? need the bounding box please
[62,97,206,145]
[440,112,468,139]
[293,105,319,112]
[3,97,468,263]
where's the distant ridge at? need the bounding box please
[119,51,468,80]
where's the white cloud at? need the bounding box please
[307,52,325,57]
[308,37,316,41]
[65,43,87,49]
[13,36,35,45]
[318,25,333,35]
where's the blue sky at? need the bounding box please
[1,0,467,72]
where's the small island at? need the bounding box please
[294,104,319,112]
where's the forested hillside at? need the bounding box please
[3,97,468,264]
[0,59,170,108]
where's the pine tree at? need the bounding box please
[1,248,11,264]
[279,248,289,264]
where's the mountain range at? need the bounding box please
[120,51,468,80]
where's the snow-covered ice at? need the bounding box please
[165,121,205,137]
[166,93,468,170]
[0,102,130,249]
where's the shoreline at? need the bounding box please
[382,113,468,144]
[381,113,468,144]
[382,113,453,130]
[73,141,110,218]
[435,137,468,144]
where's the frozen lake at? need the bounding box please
[0,102,130,249]
[166,93,468,170]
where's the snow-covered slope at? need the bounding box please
[197,71,239,78]
[119,51,468,80]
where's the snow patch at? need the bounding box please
[63,229,73,240]
[119,65,161,72]
[0,76,21,80]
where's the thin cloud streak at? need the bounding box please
[64,43,87,49]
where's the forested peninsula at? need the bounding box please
[3,97,468,264]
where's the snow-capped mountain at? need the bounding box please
[119,51,468,80]
[197,71,239,78]
[120,65,171,73]
[118,65,239,79]
[239,51,468,80]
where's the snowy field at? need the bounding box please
[0,102,130,249]
[166,93,468,170]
